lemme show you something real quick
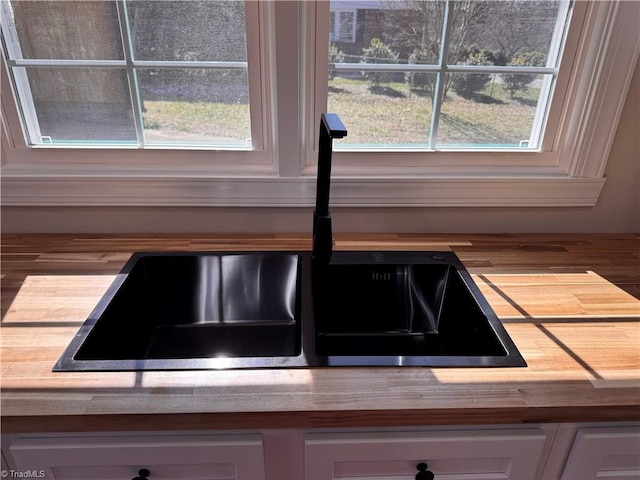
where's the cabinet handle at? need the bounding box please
[131,469,150,480]
[415,462,434,480]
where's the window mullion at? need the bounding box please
[271,0,301,176]
[132,60,248,69]
[332,64,555,75]
[116,0,145,148]
[428,0,455,149]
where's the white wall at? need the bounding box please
[2,64,638,234]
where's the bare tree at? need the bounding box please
[383,0,491,98]
[467,1,560,61]
[384,0,491,63]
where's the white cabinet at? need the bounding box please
[5,432,266,480]
[4,423,639,480]
[305,427,550,480]
[560,426,640,480]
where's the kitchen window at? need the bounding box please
[1,1,638,207]
[1,0,261,149]
[325,0,570,151]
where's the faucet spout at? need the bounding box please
[312,113,347,263]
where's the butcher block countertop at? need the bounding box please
[1,233,639,434]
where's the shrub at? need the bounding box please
[451,50,494,99]
[360,38,399,85]
[405,48,437,94]
[328,43,345,80]
[480,48,508,67]
[502,51,546,98]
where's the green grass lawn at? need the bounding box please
[143,101,250,145]
[140,76,541,148]
[329,76,540,147]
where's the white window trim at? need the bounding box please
[331,9,356,43]
[0,0,276,172]
[1,0,638,208]
[1,0,265,151]
[302,0,639,204]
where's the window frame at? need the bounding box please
[0,0,276,174]
[1,1,263,151]
[1,0,638,208]
[300,0,638,206]
[324,1,571,152]
[330,9,357,43]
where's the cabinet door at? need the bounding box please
[561,426,640,480]
[7,433,265,480]
[305,428,548,480]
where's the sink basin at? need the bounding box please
[312,252,518,366]
[313,263,506,357]
[55,252,305,370]
[54,251,525,371]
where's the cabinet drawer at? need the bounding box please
[305,428,549,480]
[561,426,640,480]
[7,433,265,480]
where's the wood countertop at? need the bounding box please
[1,234,639,433]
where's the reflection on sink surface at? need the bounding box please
[313,261,506,358]
[311,251,524,367]
[54,251,526,371]
[56,253,302,370]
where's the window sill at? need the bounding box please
[0,172,605,207]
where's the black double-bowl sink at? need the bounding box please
[54,251,526,371]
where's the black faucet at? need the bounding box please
[312,113,347,263]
